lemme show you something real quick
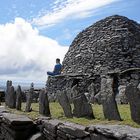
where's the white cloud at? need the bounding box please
[33,0,118,27]
[0,18,68,82]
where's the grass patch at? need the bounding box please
[3,102,140,128]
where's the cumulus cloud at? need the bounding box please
[0,18,68,82]
[32,0,118,27]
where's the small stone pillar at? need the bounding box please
[25,83,34,112]
[8,86,16,108]
[5,80,12,106]
[125,83,140,123]
[39,88,51,116]
[100,75,121,121]
[88,83,95,103]
[72,84,94,118]
[16,85,22,110]
[57,90,73,118]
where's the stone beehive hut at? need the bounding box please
[47,15,140,101]
[62,15,140,75]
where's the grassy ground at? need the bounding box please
[3,102,140,128]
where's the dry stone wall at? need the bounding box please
[0,110,140,140]
[36,117,140,140]
[63,15,140,75]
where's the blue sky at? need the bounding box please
[0,0,140,83]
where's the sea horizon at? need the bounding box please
[0,79,45,90]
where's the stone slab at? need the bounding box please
[2,113,33,126]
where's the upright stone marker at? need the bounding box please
[5,80,12,106]
[57,90,73,118]
[25,83,34,112]
[88,83,95,103]
[125,83,140,123]
[16,85,22,110]
[72,84,94,118]
[39,88,51,116]
[8,85,16,108]
[100,75,121,121]
[73,94,94,118]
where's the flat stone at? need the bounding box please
[58,122,89,138]
[43,119,63,134]
[29,133,45,140]
[87,125,140,140]
[2,113,33,126]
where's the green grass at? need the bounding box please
[3,102,140,128]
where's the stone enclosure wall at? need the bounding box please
[0,106,140,140]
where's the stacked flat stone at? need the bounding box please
[42,119,61,140]
[0,113,35,140]
[37,118,140,140]
[47,74,93,102]
[41,119,90,140]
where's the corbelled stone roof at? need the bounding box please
[62,15,140,75]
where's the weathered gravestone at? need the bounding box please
[88,83,95,103]
[5,80,12,106]
[100,75,121,121]
[16,85,22,110]
[25,83,34,112]
[57,90,73,118]
[72,84,94,118]
[125,83,140,123]
[39,88,51,116]
[8,86,16,108]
